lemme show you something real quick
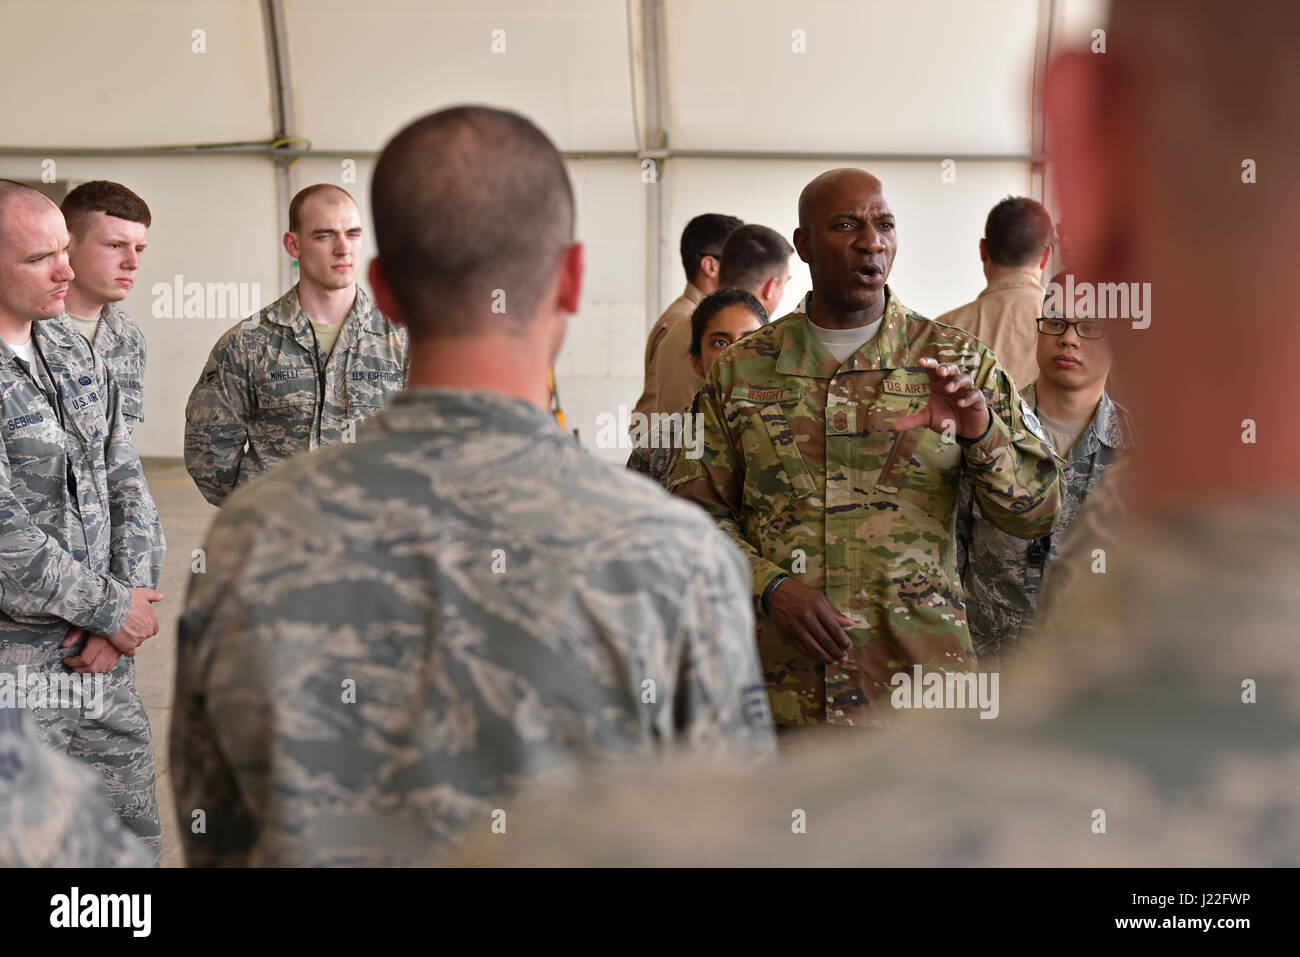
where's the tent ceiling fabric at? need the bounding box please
[285,0,637,152]
[664,0,1039,155]
[0,0,273,148]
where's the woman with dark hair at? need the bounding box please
[627,289,768,486]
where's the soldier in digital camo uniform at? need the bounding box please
[956,293,1135,666]
[0,182,166,862]
[171,106,775,867]
[0,706,152,867]
[668,169,1061,729]
[53,181,153,434]
[184,184,408,506]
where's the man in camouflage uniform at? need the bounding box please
[184,184,408,506]
[0,181,166,862]
[668,169,1061,728]
[54,181,152,434]
[172,106,774,867]
[956,298,1135,665]
[0,706,152,867]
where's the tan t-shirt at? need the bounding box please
[1035,407,1089,459]
[66,312,100,344]
[309,319,343,357]
[935,273,1044,391]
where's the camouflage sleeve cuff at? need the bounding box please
[959,409,1011,467]
[85,576,133,639]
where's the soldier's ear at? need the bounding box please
[792,227,811,265]
[368,259,405,326]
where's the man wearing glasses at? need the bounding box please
[956,289,1135,665]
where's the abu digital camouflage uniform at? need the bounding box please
[52,301,148,432]
[0,706,152,867]
[625,403,694,487]
[667,289,1061,726]
[173,388,775,867]
[0,318,166,861]
[956,384,1134,664]
[184,284,408,506]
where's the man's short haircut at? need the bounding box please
[689,288,769,358]
[61,181,151,237]
[679,213,743,285]
[288,184,355,233]
[371,106,574,337]
[717,224,794,293]
[0,179,58,242]
[984,196,1053,267]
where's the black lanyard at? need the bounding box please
[11,340,65,430]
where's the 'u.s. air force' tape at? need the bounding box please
[1020,399,1048,444]
[742,684,772,724]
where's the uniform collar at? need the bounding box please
[380,387,561,436]
[979,273,1044,297]
[1024,382,1134,455]
[683,282,704,306]
[774,287,916,378]
[268,283,384,336]
[92,302,130,348]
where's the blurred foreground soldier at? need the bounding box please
[184,184,408,506]
[956,294,1134,665]
[54,181,152,434]
[173,106,775,867]
[455,0,1300,866]
[632,212,741,422]
[0,707,151,867]
[935,196,1053,390]
[626,289,768,485]
[669,168,1061,728]
[652,223,793,414]
[0,181,165,861]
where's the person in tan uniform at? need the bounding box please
[934,196,1053,390]
[652,223,793,415]
[631,213,741,422]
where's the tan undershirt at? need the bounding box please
[1035,407,1089,458]
[309,319,343,356]
[66,312,100,344]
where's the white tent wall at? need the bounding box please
[0,0,1110,464]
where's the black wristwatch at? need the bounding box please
[760,573,789,615]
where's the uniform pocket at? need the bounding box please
[727,397,815,530]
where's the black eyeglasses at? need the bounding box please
[1036,317,1106,340]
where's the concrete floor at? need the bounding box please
[137,458,219,868]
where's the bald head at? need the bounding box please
[0,180,58,242]
[798,169,885,229]
[371,106,575,338]
[793,168,896,326]
[288,184,355,233]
